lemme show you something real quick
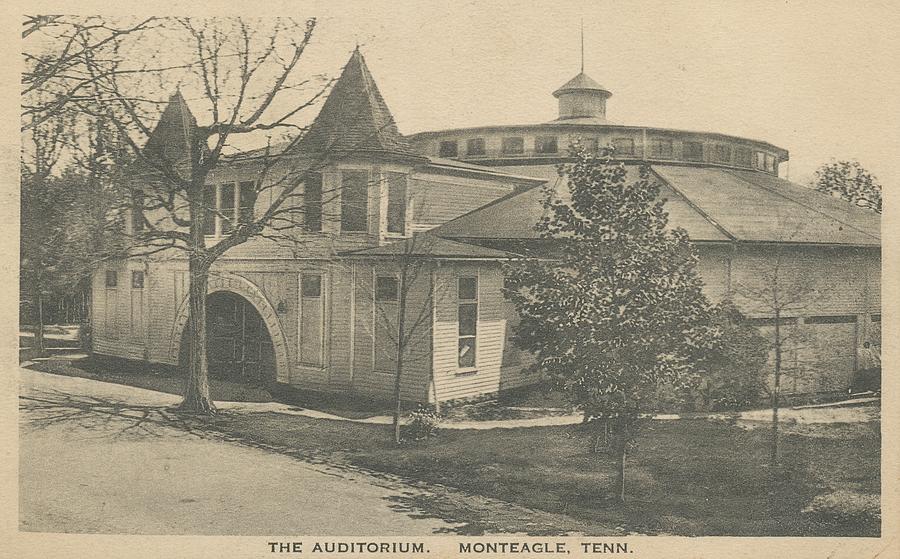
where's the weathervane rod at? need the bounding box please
[580,18,584,73]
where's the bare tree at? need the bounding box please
[346,232,454,444]
[734,248,820,468]
[66,17,337,413]
[22,15,158,132]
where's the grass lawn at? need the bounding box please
[206,411,880,537]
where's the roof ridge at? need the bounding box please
[722,169,880,242]
[650,167,737,241]
[432,177,557,238]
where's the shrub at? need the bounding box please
[802,490,880,527]
[78,322,92,352]
[401,405,440,442]
[697,300,769,411]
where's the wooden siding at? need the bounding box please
[431,263,538,402]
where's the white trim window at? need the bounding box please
[384,172,407,235]
[299,273,325,367]
[204,181,256,237]
[457,276,478,370]
[374,275,400,373]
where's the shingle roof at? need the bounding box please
[552,72,611,97]
[141,90,198,166]
[653,166,880,245]
[341,234,518,259]
[432,164,880,246]
[290,48,423,162]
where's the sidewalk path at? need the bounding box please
[19,368,461,535]
[22,368,879,432]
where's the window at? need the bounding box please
[755,151,766,170]
[582,138,599,153]
[374,275,400,372]
[385,172,407,235]
[203,185,216,236]
[535,136,558,154]
[439,140,458,158]
[765,153,776,173]
[747,316,798,326]
[341,170,369,232]
[299,274,324,367]
[131,271,144,289]
[805,315,857,325]
[375,276,399,301]
[649,137,674,158]
[220,183,235,234]
[871,314,881,323]
[735,147,752,167]
[238,181,256,225]
[301,274,322,298]
[501,137,524,155]
[683,141,703,161]
[105,270,118,288]
[466,138,486,156]
[458,277,478,369]
[612,138,635,156]
[714,144,732,163]
[303,172,323,232]
[132,190,145,233]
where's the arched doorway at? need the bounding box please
[179,291,276,385]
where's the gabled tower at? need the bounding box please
[293,48,425,162]
[142,90,200,165]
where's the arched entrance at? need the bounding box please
[170,273,291,385]
[188,291,276,384]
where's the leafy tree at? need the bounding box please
[812,160,882,213]
[504,146,715,502]
[698,300,769,411]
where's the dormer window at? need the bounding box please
[466,138,486,156]
[735,147,752,167]
[535,136,558,154]
[501,137,524,155]
[612,138,635,156]
[765,154,776,173]
[439,141,458,158]
[683,141,703,161]
[755,151,766,170]
[714,144,732,163]
[649,138,674,158]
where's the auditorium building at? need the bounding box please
[91,48,881,403]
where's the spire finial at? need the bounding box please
[580,18,584,73]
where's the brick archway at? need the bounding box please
[170,272,291,383]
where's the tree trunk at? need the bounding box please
[771,310,782,469]
[179,257,215,414]
[34,285,45,353]
[617,442,627,504]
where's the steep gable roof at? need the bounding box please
[141,90,198,166]
[292,48,424,162]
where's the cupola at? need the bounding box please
[552,72,612,123]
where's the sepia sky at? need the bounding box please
[21,1,900,188]
[289,0,899,189]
